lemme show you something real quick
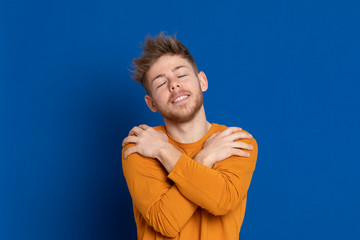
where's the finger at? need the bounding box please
[138,124,150,130]
[122,136,138,146]
[232,141,253,151]
[232,149,250,158]
[221,127,243,136]
[228,131,252,141]
[123,146,138,159]
[209,131,220,139]
[129,126,144,136]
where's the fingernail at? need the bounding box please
[247,153,250,157]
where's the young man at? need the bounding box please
[122,33,258,240]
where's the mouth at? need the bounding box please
[171,94,190,104]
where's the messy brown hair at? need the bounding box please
[131,32,199,95]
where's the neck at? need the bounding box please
[163,106,211,143]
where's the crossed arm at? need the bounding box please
[123,125,253,171]
[122,125,257,237]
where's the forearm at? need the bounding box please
[193,150,215,168]
[156,143,243,214]
[168,138,258,215]
[167,154,241,215]
[145,184,198,237]
[156,143,183,173]
[122,146,197,237]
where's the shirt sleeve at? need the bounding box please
[122,143,198,238]
[167,136,258,216]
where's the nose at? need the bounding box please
[169,76,181,91]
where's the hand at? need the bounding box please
[194,127,253,168]
[122,124,170,159]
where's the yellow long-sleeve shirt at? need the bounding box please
[122,123,258,240]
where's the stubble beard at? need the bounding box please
[158,89,204,123]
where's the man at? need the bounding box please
[122,32,258,240]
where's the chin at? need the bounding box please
[161,104,202,123]
[159,91,204,123]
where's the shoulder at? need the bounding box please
[211,123,228,131]
[153,125,166,132]
[211,123,254,136]
[122,125,165,152]
[122,143,165,176]
[122,125,166,165]
[212,123,258,147]
[214,123,258,165]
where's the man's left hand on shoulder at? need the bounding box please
[122,124,170,159]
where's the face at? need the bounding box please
[144,54,208,123]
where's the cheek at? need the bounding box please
[153,91,170,104]
[188,80,201,92]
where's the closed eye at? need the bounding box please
[178,75,187,78]
[157,82,166,88]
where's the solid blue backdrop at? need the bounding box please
[1,0,359,239]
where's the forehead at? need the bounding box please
[147,54,192,78]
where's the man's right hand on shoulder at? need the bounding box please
[194,127,254,168]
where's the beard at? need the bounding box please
[156,88,204,123]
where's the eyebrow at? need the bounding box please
[151,65,189,83]
[173,65,187,71]
[151,74,165,83]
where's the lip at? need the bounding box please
[171,93,190,104]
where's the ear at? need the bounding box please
[145,95,158,112]
[198,71,208,92]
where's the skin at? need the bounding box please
[122,54,253,172]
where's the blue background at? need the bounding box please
[1,0,359,239]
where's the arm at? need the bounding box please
[168,135,258,215]
[122,143,198,238]
[123,125,256,217]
